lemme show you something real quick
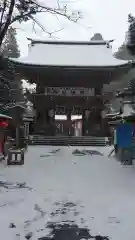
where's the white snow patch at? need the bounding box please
[0,146,135,239]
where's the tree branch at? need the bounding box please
[0,0,15,46]
[31,1,81,22]
[30,15,64,36]
[0,0,82,48]
[10,1,80,28]
[0,0,7,27]
[10,9,47,25]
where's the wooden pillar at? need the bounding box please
[24,122,30,138]
[100,109,110,137]
[47,108,55,135]
[82,110,85,136]
[47,108,55,122]
[82,109,91,136]
[67,110,72,136]
[67,111,71,121]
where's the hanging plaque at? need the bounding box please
[45,87,95,96]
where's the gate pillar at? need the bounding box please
[82,109,91,136]
[46,108,55,135]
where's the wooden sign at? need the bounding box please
[45,87,95,97]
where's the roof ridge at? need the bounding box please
[27,38,114,46]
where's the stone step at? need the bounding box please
[28,135,109,146]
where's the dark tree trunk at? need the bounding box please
[0,0,15,46]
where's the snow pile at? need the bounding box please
[72,149,103,156]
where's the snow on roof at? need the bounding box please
[121,103,135,117]
[0,114,12,119]
[10,40,131,68]
[4,103,26,110]
[28,38,114,45]
[106,112,120,118]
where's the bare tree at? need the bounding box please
[0,0,82,48]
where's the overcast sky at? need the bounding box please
[15,0,135,57]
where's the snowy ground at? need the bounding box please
[0,146,135,239]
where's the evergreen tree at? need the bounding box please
[115,43,134,60]
[2,27,20,58]
[115,27,135,99]
[91,33,104,41]
[126,14,135,55]
[0,27,24,107]
[0,27,26,148]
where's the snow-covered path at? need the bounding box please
[0,146,135,239]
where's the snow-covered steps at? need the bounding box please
[28,135,109,146]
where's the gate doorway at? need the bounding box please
[55,115,82,136]
[55,119,74,136]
